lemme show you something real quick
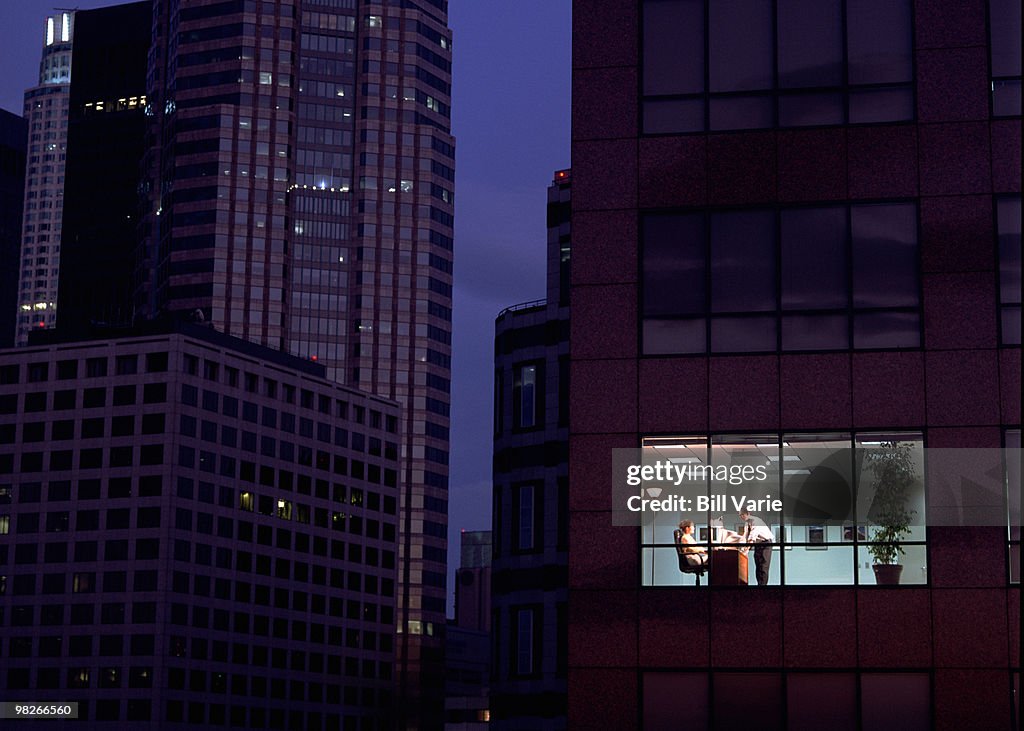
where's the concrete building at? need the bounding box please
[490,169,571,729]
[568,0,1020,728]
[14,11,75,345]
[0,322,401,729]
[0,108,27,348]
[135,5,455,722]
[444,530,491,731]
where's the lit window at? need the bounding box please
[276,500,292,520]
[639,433,926,586]
[1008,429,1021,584]
[513,363,540,429]
[239,492,254,511]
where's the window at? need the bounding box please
[512,607,539,676]
[989,0,1022,116]
[115,355,138,375]
[998,197,1021,345]
[512,363,542,429]
[1008,429,1021,584]
[639,432,926,586]
[642,203,920,354]
[642,0,913,133]
[642,671,929,731]
[512,484,541,553]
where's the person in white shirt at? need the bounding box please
[738,509,776,585]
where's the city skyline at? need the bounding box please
[0,0,573,603]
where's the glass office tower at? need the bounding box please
[139,2,454,726]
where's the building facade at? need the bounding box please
[0,324,402,729]
[136,4,454,722]
[55,2,151,336]
[569,0,1020,728]
[491,169,571,729]
[13,12,75,345]
[0,108,27,348]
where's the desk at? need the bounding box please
[711,548,748,586]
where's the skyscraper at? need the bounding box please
[56,1,151,336]
[0,108,27,348]
[13,11,75,345]
[137,2,454,725]
[568,0,1020,728]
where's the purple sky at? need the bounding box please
[0,1,572,604]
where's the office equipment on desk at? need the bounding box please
[710,547,748,586]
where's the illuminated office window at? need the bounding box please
[639,432,926,586]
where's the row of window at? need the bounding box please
[641,198,1023,354]
[639,431,1021,586]
[0,352,400,435]
[643,671,953,731]
[643,0,914,133]
[0,445,163,473]
[0,382,167,413]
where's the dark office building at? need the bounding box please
[569,0,1019,729]
[491,169,571,730]
[0,109,27,348]
[136,4,455,722]
[55,2,151,336]
[0,324,402,729]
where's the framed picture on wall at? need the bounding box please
[843,525,868,542]
[807,525,827,549]
[699,527,709,542]
[772,524,792,550]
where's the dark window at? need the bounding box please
[83,387,106,408]
[642,0,913,133]
[86,357,107,377]
[56,359,78,379]
[143,382,168,403]
[989,0,1022,115]
[145,352,169,372]
[997,197,1021,345]
[28,362,49,382]
[642,204,920,354]
[116,355,138,375]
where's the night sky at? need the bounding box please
[0,0,572,606]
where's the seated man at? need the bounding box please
[675,519,708,567]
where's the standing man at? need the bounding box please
[738,508,776,586]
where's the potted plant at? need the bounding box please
[864,441,917,585]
